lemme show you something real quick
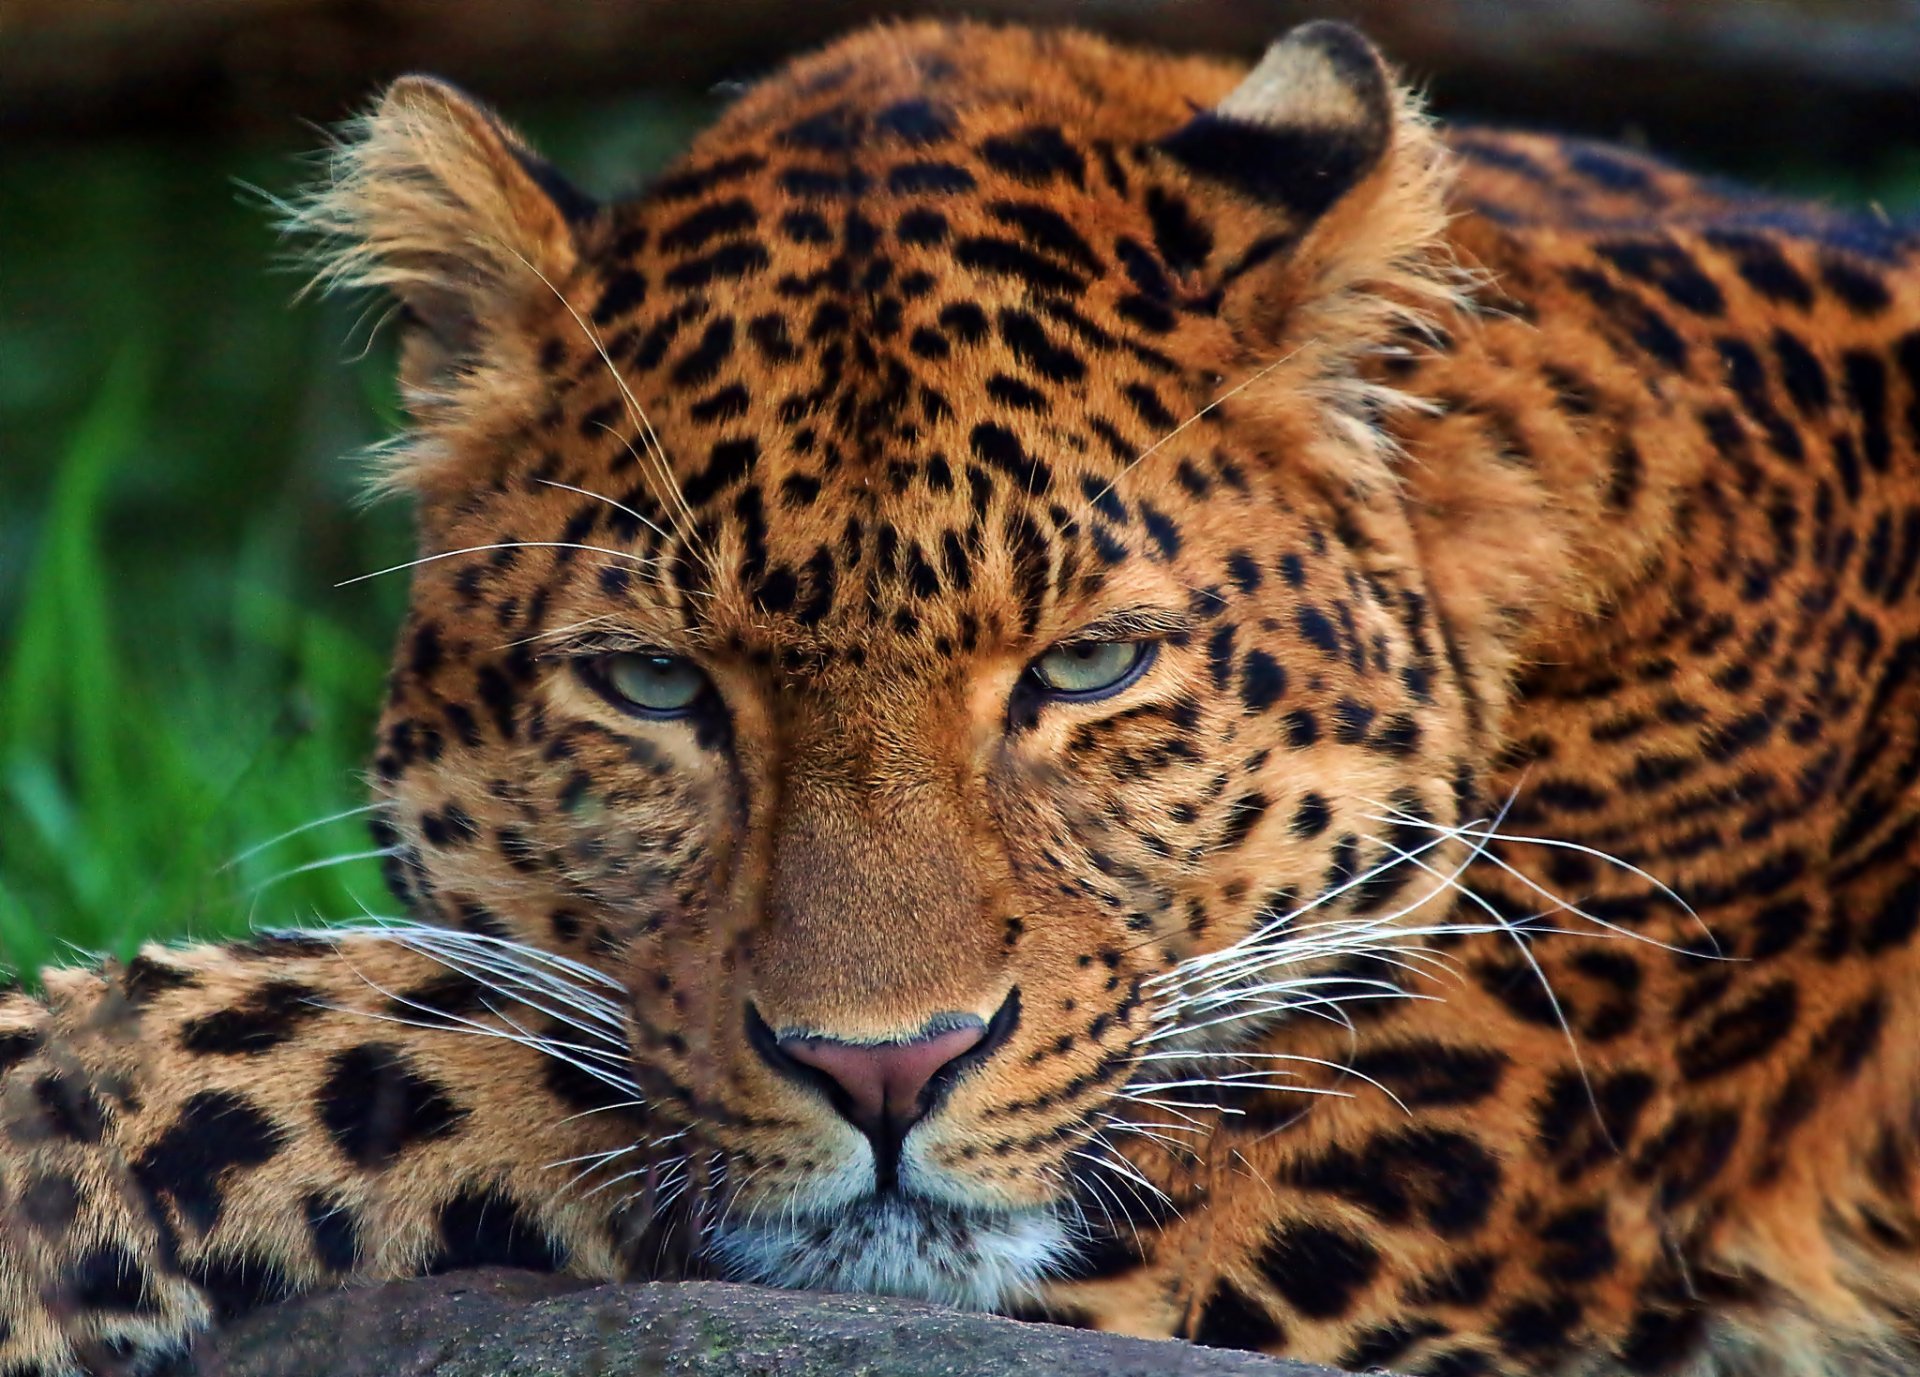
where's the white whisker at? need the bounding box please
[502,245,712,580]
[336,540,663,588]
[224,803,385,868]
[246,848,397,896]
[1085,349,1301,508]
[539,477,676,548]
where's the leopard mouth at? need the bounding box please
[708,1190,1069,1310]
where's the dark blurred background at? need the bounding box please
[4,0,1920,972]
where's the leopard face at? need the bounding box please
[321,21,1481,1305]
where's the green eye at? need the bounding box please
[594,652,708,717]
[1030,640,1154,700]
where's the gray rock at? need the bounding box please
[181,1270,1359,1377]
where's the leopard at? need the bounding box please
[5,16,1920,1376]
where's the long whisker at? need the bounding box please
[539,476,677,549]
[337,540,665,588]
[1361,824,1606,1130]
[246,848,396,897]
[1084,349,1299,508]
[1358,803,1723,958]
[325,955,645,1112]
[1142,828,1462,985]
[224,803,386,868]
[492,612,625,653]
[501,245,711,577]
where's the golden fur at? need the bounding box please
[5,19,1920,1376]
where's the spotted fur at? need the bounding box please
[6,19,1920,1376]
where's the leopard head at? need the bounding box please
[296,19,1507,1306]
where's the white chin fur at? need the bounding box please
[710,1194,1069,1311]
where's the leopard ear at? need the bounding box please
[290,76,596,424]
[1160,21,1396,223]
[1157,22,1455,351]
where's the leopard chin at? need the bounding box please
[710,1193,1070,1311]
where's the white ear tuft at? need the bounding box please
[1161,21,1396,221]
[284,76,593,408]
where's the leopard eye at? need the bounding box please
[591,652,708,717]
[1030,640,1155,700]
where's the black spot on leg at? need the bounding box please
[304,1191,361,1273]
[33,1071,104,1143]
[1191,1279,1287,1351]
[0,1027,41,1075]
[1255,1220,1380,1319]
[19,1170,81,1234]
[1495,1294,1584,1360]
[1341,1320,1450,1372]
[1405,1254,1498,1310]
[132,1091,284,1233]
[428,1187,567,1274]
[186,1251,294,1321]
[179,981,325,1055]
[67,1243,161,1313]
[319,1043,468,1168]
[121,955,200,1004]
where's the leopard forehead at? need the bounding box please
[427,26,1334,663]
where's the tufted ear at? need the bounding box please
[290,76,596,430]
[1156,22,1455,359]
[1161,21,1395,223]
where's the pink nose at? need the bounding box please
[775,1024,986,1132]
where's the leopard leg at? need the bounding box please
[1,929,675,1375]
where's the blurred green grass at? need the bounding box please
[0,98,707,975]
[1,94,1916,978]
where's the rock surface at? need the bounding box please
[178,1270,1357,1376]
